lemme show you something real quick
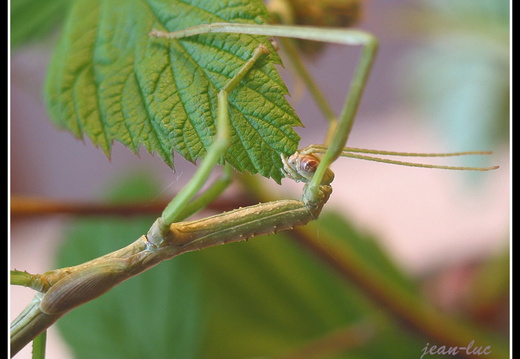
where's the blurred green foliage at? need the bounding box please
[10,0,70,49]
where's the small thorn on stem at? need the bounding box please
[149,29,164,38]
[256,43,271,56]
[269,38,280,52]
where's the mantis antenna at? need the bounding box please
[295,145,499,171]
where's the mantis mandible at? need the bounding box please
[10,22,498,356]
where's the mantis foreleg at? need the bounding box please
[173,164,234,222]
[147,43,271,246]
[150,22,379,205]
[10,158,333,355]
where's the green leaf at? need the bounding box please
[45,0,301,182]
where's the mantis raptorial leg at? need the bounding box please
[11,22,498,356]
[150,23,378,202]
[147,43,273,244]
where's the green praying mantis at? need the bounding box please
[10,22,498,357]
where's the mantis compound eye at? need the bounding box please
[299,154,319,173]
[298,153,335,185]
[281,152,334,185]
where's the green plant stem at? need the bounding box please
[32,331,46,359]
[10,270,35,287]
[10,271,51,293]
